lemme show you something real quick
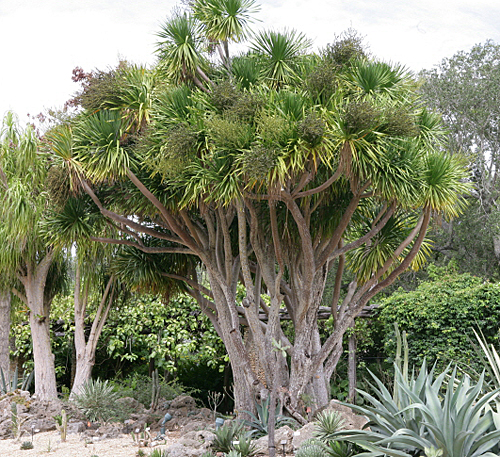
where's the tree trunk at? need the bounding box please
[70,272,114,398]
[348,328,357,403]
[71,354,94,396]
[0,291,11,380]
[24,254,58,400]
[29,311,57,400]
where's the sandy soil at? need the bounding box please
[0,429,181,457]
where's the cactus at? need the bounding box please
[150,369,160,410]
[393,322,409,407]
[54,409,68,442]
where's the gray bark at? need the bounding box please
[22,253,58,400]
[0,291,11,379]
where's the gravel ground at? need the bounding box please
[0,429,181,457]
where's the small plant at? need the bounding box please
[72,378,120,423]
[20,441,33,450]
[148,449,168,457]
[136,449,146,457]
[296,439,328,457]
[212,422,245,454]
[243,397,297,438]
[226,451,242,457]
[0,366,34,395]
[232,432,257,457]
[313,410,345,442]
[207,390,224,419]
[201,452,215,457]
[10,402,28,440]
[54,409,68,442]
[150,369,161,410]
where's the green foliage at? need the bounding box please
[296,439,329,457]
[226,451,242,457]
[99,294,226,375]
[232,432,257,457]
[313,410,345,442]
[148,449,169,457]
[20,441,33,450]
[322,28,366,68]
[243,397,297,438]
[378,267,500,372]
[334,363,500,457]
[0,366,33,395]
[420,41,500,278]
[111,374,185,408]
[212,421,245,453]
[72,378,121,423]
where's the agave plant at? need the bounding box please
[71,378,121,423]
[0,366,34,395]
[333,363,500,457]
[243,397,297,438]
[212,421,245,454]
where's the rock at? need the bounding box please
[183,429,216,449]
[254,425,295,455]
[171,395,197,409]
[163,442,208,457]
[96,422,123,439]
[182,420,209,433]
[324,400,368,430]
[67,420,86,434]
[291,422,316,450]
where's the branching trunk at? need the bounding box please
[70,265,115,398]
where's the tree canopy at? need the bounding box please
[43,1,469,425]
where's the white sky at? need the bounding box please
[1,0,500,124]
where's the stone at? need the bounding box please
[171,395,197,409]
[163,442,207,457]
[324,400,368,430]
[291,422,316,450]
[67,420,86,434]
[254,425,295,455]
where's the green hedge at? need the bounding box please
[378,265,500,372]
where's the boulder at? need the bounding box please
[163,442,208,457]
[291,421,316,451]
[171,395,197,409]
[68,420,86,434]
[324,400,368,430]
[254,425,295,455]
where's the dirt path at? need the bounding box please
[0,429,181,457]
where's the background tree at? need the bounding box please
[420,41,500,277]
[0,112,67,400]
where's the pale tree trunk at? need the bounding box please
[29,311,57,399]
[0,291,11,380]
[70,263,115,398]
[21,253,58,400]
[348,326,357,403]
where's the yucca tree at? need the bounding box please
[66,13,470,439]
[0,113,65,400]
[192,0,258,67]
[43,124,128,398]
[156,12,212,91]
